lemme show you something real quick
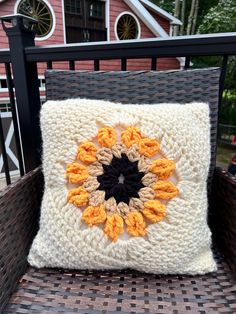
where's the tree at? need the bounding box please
[197,0,236,124]
[152,0,236,125]
[151,0,174,14]
[196,0,218,31]
[173,0,181,36]
[198,0,236,90]
[152,0,218,36]
[198,0,236,34]
[192,0,199,34]
[179,0,186,35]
[186,0,196,35]
[183,0,201,35]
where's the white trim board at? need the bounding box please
[61,0,67,44]
[124,0,168,37]
[140,0,182,26]
[104,0,110,41]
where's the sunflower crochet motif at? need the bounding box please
[66,126,179,242]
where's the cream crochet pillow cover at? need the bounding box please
[28,99,216,275]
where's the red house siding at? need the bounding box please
[109,0,156,41]
[0,0,66,76]
[108,0,179,70]
[151,10,170,34]
[0,0,65,47]
[0,0,180,77]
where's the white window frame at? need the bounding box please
[14,0,56,41]
[114,11,141,41]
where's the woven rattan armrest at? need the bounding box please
[0,167,43,312]
[1,167,236,313]
[210,167,236,273]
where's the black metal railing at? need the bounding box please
[0,14,236,187]
[0,53,25,185]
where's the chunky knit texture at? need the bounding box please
[28,99,216,274]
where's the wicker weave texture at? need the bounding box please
[2,69,236,313]
[45,68,220,190]
[210,167,236,274]
[2,168,236,314]
[3,251,236,314]
[0,168,43,312]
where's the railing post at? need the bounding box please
[0,14,41,172]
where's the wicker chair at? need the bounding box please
[1,68,236,314]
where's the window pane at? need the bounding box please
[65,0,81,14]
[89,1,103,17]
[116,14,139,40]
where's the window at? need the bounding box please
[89,1,103,18]
[64,0,106,43]
[16,0,55,40]
[0,79,7,89]
[0,103,11,113]
[65,0,81,15]
[116,13,140,40]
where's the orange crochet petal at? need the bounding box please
[143,200,166,223]
[82,204,107,227]
[121,126,142,148]
[97,127,116,148]
[66,163,89,184]
[153,181,179,200]
[150,159,176,180]
[67,187,89,207]
[77,141,97,164]
[104,214,124,242]
[138,138,160,157]
[125,211,146,237]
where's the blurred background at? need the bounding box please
[153,0,236,167]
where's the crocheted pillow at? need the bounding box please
[28,99,216,274]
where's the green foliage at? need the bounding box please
[197,1,236,125]
[224,57,236,92]
[196,0,218,31]
[152,0,236,125]
[151,0,174,14]
[191,56,221,75]
[192,55,236,125]
[198,0,236,34]
[220,96,236,125]
[151,0,219,35]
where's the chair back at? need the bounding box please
[45,68,220,192]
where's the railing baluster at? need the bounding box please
[184,56,191,69]
[94,60,100,71]
[47,61,53,70]
[0,113,11,185]
[69,60,75,70]
[5,63,25,176]
[151,57,157,71]
[121,58,127,71]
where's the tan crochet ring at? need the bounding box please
[66,126,178,241]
